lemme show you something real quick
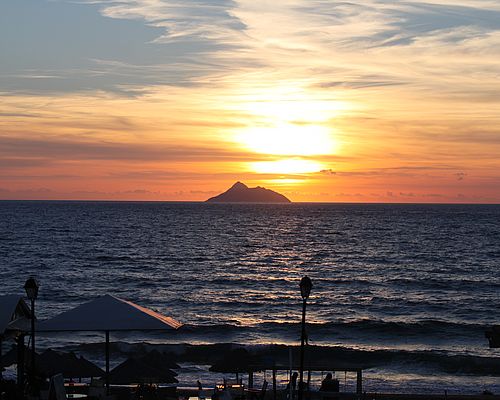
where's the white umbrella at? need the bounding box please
[0,295,32,381]
[0,295,31,338]
[38,295,182,393]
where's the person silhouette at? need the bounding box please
[291,372,298,391]
[286,372,299,399]
[319,373,339,392]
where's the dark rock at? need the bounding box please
[206,182,291,203]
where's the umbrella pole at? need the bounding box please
[105,330,110,395]
[288,347,292,400]
[272,369,277,400]
[17,334,25,391]
[248,371,253,389]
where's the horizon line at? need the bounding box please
[1,199,499,206]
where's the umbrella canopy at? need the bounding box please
[210,348,262,373]
[37,295,182,332]
[109,358,178,384]
[37,295,182,393]
[0,347,103,379]
[0,295,31,337]
[38,349,104,378]
[138,350,180,371]
[74,353,106,377]
[0,346,42,369]
[0,346,18,368]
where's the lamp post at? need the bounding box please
[24,277,39,394]
[486,326,500,348]
[298,276,312,400]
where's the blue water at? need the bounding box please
[1,201,499,394]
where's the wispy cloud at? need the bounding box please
[2,0,500,201]
[0,135,272,162]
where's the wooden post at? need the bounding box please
[17,335,25,390]
[272,369,277,400]
[249,371,254,389]
[0,338,2,381]
[30,298,36,396]
[356,370,362,396]
[105,331,110,395]
[288,348,293,400]
[298,300,307,400]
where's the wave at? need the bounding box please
[178,319,487,339]
[91,255,137,262]
[75,320,488,353]
[386,277,500,290]
[65,342,500,376]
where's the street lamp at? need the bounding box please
[298,276,312,400]
[486,326,500,348]
[24,277,39,394]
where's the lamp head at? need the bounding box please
[24,277,39,301]
[300,276,312,300]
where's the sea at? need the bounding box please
[1,201,499,394]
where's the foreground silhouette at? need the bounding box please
[206,182,291,203]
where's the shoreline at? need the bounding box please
[176,388,500,400]
[46,341,500,396]
[60,342,500,376]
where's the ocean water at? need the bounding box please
[1,201,499,394]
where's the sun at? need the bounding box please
[237,124,337,156]
[229,84,346,175]
[251,159,325,174]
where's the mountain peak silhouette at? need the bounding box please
[230,181,248,190]
[206,182,291,203]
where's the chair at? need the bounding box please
[258,380,268,400]
[88,377,107,399]
[219,390,233,400]
[198,389,212,400]
[246,380,267,400]
[48,374,66,400]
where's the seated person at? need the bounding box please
[319,373,339,392]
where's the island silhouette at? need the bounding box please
[206,182,291,203]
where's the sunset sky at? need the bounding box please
[1,0,500,202]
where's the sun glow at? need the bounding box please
[251,159,324,174]
[238,124,337,156]
[232,85,346,160]
[265,178,304,185]
[238,86,347,123]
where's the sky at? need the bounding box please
[1,0,500,202]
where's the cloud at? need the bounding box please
[2,1,500,202]
[98,0,245,43]
[3,0,500,98]
[0,158,56,168]
[421,193,446,198]
[0,135,269,163]
[455,172,467,180]
[0,112,40,118]
[190,190,219,195]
